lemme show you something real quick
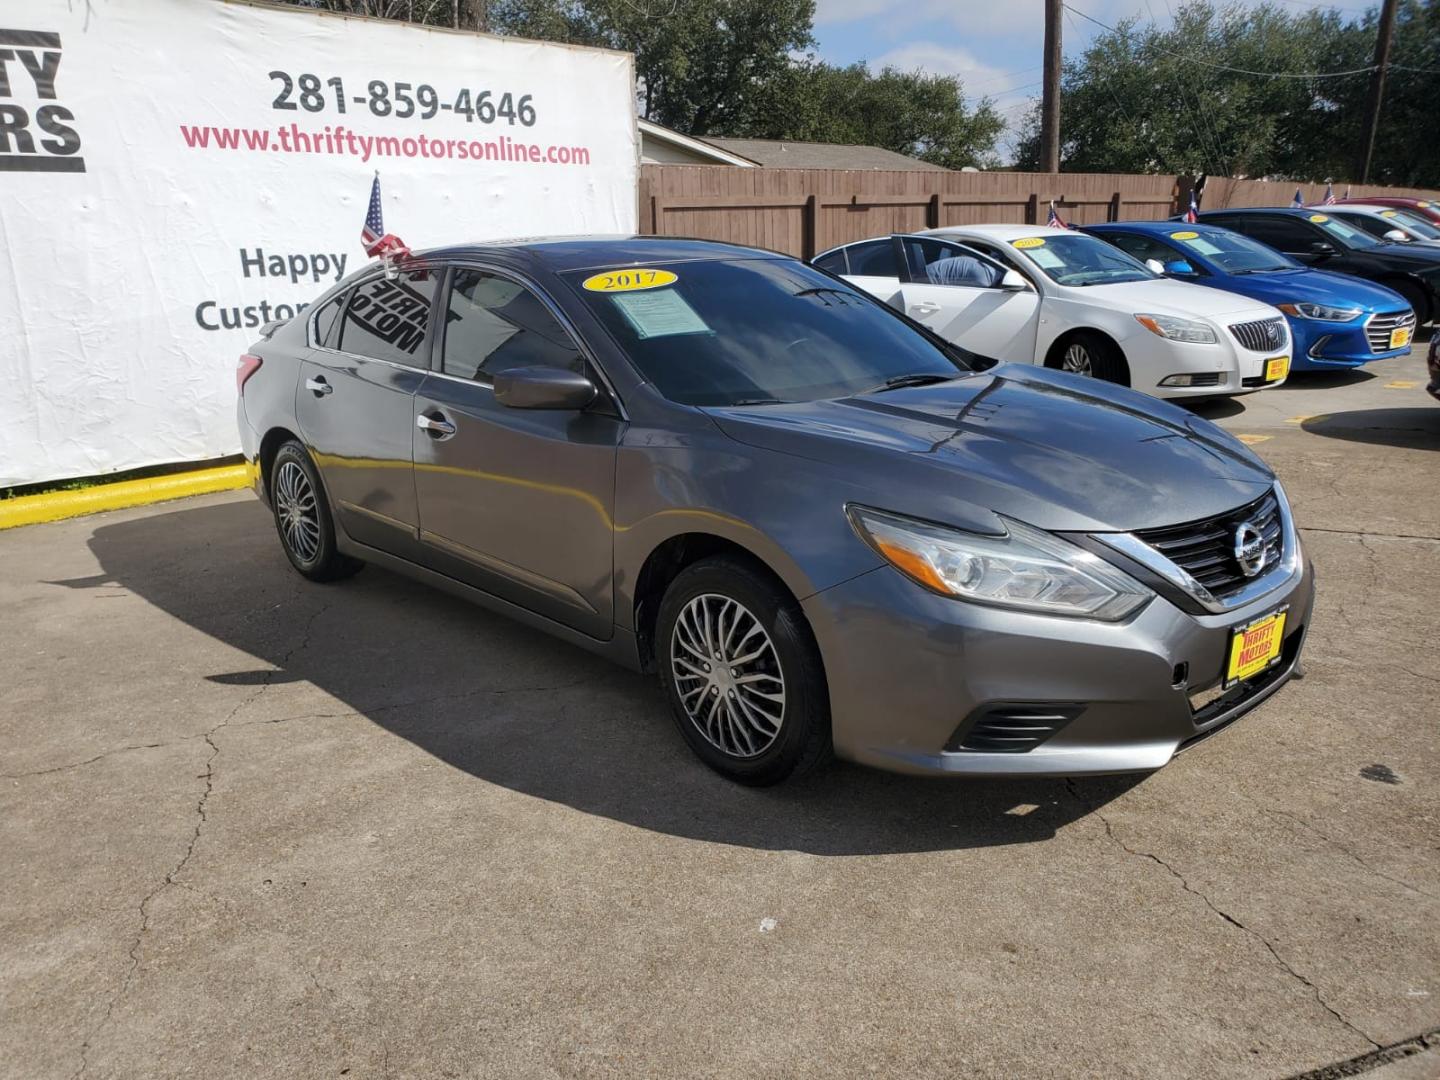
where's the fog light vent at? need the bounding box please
[945,703,1085,754]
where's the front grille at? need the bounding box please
[1228,317,1287,353]
[1365,309,1416,353]
[1135,491,1283,600]
[945,703,1084,753]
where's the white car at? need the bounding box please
[1322,204,1440,248]
[812,224,1293,398]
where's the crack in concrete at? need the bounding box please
[1286,1025,1440,1079]
[0,736,206,780]
[71,600,331,1079]
[1066,780,1382,1054]
[1300,526,1440,543]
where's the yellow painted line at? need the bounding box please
[1237,434,1272,445]
[1386,380,1418,389]
[1285,414,1328,424]
[0,464,251,531]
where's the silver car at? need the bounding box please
[236,237,1314,785]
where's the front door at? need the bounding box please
[413,266,623,639]
[893,235,1041,362]
[296,267,439,560]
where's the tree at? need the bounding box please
[1013,0,1438,187]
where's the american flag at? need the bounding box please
[1046,200,1070,229]
[1183,190,1199,224]
[1323,183,1337,205]
[1291,188,1304,208]
[361,172,409,258]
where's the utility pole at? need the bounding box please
[1040,0,1063,173]
[1355,0,1399,184]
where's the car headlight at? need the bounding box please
[847,506,1150,621]
[1133,313,1218,344]
[1276,302,1363,322]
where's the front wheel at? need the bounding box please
[1051,331,1130,385]
[270,442,363,583]
[656,557,830,786]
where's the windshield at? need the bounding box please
[1007,233,1157,286]
[1309,213,1380,248]
[1168,228,1299,273]
[568,258,970,407]
[1382,209,1440,240]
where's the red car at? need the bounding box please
[1337,197,1440,228]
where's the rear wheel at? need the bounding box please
[1388,279,1432,326]
[270,442,362,583]
[1052,331,1130,385]
[656,557,830,786]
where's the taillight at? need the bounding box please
[237,354,263,394]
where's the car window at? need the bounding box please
[900,237,1004,288]
[441,269,583,381]
[312,289,348,348]
[1383,210,1440,239]
[1334,212,1391,239]
[1105,232,1188,268]
[1217,215,1317,253]
[1309,212,1379,247]
[1166,228,1295,274]
[811,249,848,275]
[958,239,1038,283]
[846,239,899,278]
[337,270,437,366]
[569,257,971,407]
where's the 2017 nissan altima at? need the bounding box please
[237,237,1314,785]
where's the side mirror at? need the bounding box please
[1164,259,1196,275]
[998,269,1028,291]
[1145,258,1166,275]
[493,365,596,410]
[1308,241,1337,257]
[1383,229,1409,242]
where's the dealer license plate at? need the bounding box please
[1225,609,1287,686]
[1391,326,1412,350]
[1265,356,1289,382]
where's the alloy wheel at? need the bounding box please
[274,459,321,563]
[670,593,786,759]
[1062,343,1094,376]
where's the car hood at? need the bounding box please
[1202,267,1409,310]
[704,364,1274,534]
[1068,276,1279,319]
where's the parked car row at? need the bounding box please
[813,202,1436,400]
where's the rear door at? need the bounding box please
[833,238,906,307]
[892,234,1041,362]
[296,266,438,561]
[411,265,623,639]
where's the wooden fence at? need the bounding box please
[638,164,1440,259]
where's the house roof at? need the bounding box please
[701,138,948,171]
[637,119,760,167]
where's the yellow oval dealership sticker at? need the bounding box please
[1380,210,1397,218]
[1170,231,1199,240]
[1308,214,1328,223]
[1419,201,1432,208]
[582,268,678,292]
[1013,237,1046,249]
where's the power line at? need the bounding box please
[1062,2,1381,79]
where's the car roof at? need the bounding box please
[1086,220,1227,235]
[928,224,1079,241]
[1197,207,1317,217]
[408,235,790,273]
[1327,204,1405,215]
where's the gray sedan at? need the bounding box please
[236,237,1314,785]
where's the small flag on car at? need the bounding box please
[1046,200,1070,229]
[1323,183,1336,205]
[361,172,410,259]
[1184,190,1199,224]
[1291,188,1304,208]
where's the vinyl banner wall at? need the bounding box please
[0,0,638,486]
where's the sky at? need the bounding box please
[810,0,1382,160]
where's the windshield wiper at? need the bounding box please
[727,396,790,406]
[1232,267,1290,275]
[862,373,955,394]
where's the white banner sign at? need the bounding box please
[0,0,638,486]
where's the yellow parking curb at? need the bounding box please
[0,464,251,531]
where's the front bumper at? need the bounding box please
[1288,316,1410,371]
[1129,330,1287,399]
[802,552,1315,777]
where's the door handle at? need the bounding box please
[417,412,457,438]
[910,301,941,315]
[305,376,333,396]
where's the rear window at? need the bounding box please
[337,270,437,367]
[568,258,970,407]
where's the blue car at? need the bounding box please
[1085,221,1416,371]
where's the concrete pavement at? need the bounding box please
[2,347,1437,1079]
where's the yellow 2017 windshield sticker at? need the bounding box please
[1170,231,1199,240]
[582,268,678,292]
[1308,214,1329,223]
[1012,237,1046,249]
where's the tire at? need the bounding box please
[269,441,363,583]
[1388,279,1432,326]
[656,556,830,786]
[1050,331,1130,386]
